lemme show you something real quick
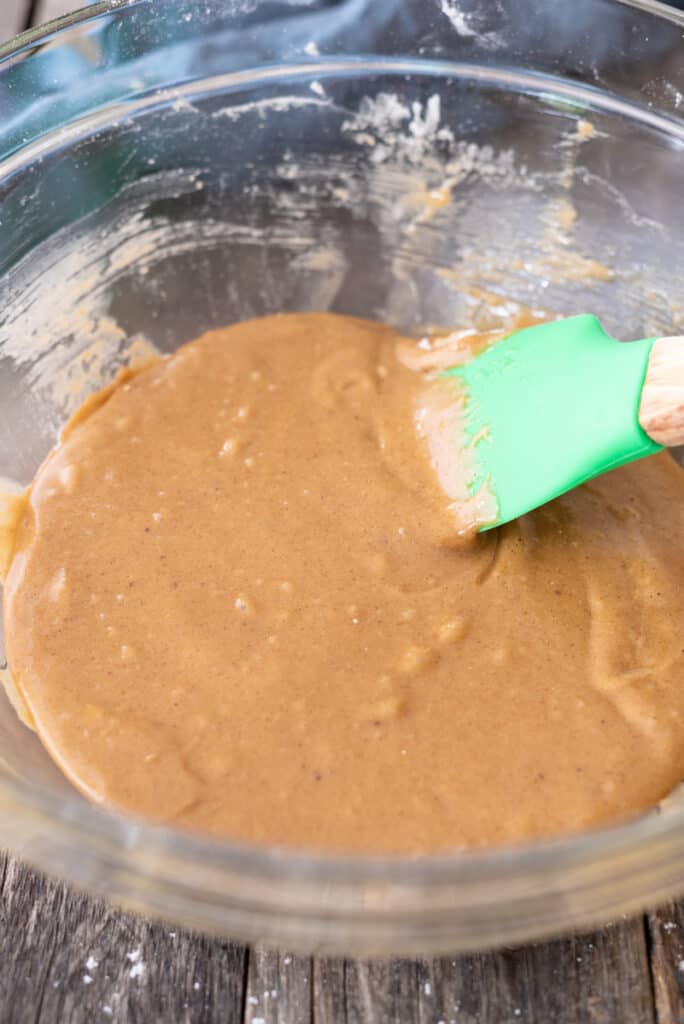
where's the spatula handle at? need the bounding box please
[639,336,684,447]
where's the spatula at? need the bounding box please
[443,314,684,530]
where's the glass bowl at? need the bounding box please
[1,0,684,955]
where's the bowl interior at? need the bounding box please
[2,57,684,811]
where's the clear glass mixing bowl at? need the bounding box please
[1,0,683,955]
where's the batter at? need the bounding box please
[3,312,684,853]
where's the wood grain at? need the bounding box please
[0,853,247,1024]
[245,947,312,1024]
[0,1,26,42]
[314,922,654,1024]
[639,336,684,447]
[35,0,78,25]
[1,0,76,45]
[648,903,684,1024]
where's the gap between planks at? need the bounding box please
[0,853,665,1024]
[245,920,656,1024]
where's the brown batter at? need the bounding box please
[4,312,684,853]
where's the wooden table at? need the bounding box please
[3,2,684,1021]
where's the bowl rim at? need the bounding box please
[1,0,684,951]
[2,0,684,60]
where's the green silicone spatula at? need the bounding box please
[443,314,684,530]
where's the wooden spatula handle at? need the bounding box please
[639,336,684,447]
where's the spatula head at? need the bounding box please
[444,315,660,529]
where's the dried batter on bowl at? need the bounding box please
[3,312,684,853]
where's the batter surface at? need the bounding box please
[4,312,684,853]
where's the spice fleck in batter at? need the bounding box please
[3,313,684,853]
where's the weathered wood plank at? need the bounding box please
[443,921,654,1024]
[0,852,663,1023]
[0,0,28,42]
[35,0,78,26]
[0,854,248,1024]
[314,958,349,1024]
[0,0,79,45]
[344,959,422,1024]
[244,947,312,1024]
[315,921,654,1024]
[648,902,684,1024]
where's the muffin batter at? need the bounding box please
[3,312,684,853]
